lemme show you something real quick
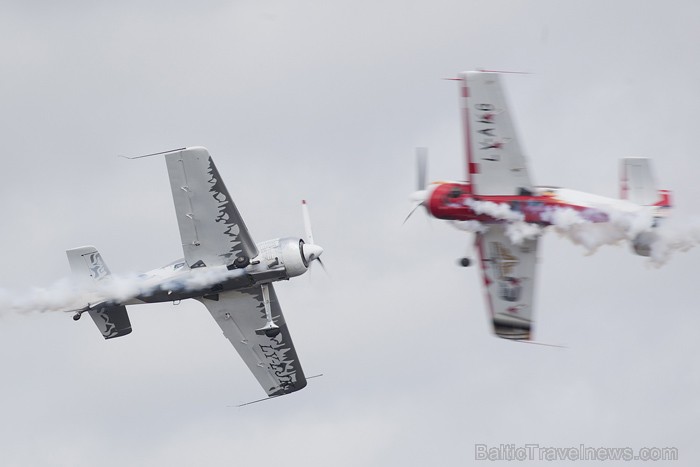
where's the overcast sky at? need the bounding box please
[1,1,699,466]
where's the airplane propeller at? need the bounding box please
[403,147,430,224]
[301,200,326,271]
[416,146,427,192]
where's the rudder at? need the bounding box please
[620,158,660,205]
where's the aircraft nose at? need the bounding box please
[303,243,324,263]
[409,189,428,203]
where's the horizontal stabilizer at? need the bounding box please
[88,305,132,339]
[66,246,133,339]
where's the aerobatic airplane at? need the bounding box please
[406,71,671,341]
[67,147,323,398]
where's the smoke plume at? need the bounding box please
[0,266,245,315]
[465,200,700,265]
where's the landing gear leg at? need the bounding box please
[255,283,280,338]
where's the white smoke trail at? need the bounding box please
[0,277,92,316]
[462,200,700,265]
[0,266,245,315]
[542,207,636,254]
[647,218,700,265]
[463,200,541,243]
[449,219,488,234]
[160,266,246,291]
[543,206,700,265]
[465,200,541,244]
[506,221,543,245]
[465,198,524,222]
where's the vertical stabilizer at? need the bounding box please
[620,158,658,205]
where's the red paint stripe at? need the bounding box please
[654,190,673,207]
[461,77,474,186]
[469,162,480,174]
[619,161,627,199]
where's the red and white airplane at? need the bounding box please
[407,71,672,341]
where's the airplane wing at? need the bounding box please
[196,285,307,396]
[474,225,538,340]
[459,71,534,196]
[165,147,259,269]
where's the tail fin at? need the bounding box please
[66,246,132,340]
[620,160,673,257]
[67,246,113,281]
[619,157,672,208]
[620,158,658,205]
[653,189,673,209]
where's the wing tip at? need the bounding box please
[268,377,308,396]
[494,322,531,341]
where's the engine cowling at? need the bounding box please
[256,236,323,278]
[278,237,309,277]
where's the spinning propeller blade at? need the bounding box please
[302,199,314,245]
[416,146,428,191]
[301,200,326,271]
[404,147,430,224]
[403,202,425,225]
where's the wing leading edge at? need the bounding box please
[197,285,307,396]
[165,147,258,269]
[475,225,538,340]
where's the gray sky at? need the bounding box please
[1,1,699,465]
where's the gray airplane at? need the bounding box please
[67,147,323,398]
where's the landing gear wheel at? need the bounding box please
[73,312,82,321]
[230,256,250,269]
[458,257,471,267]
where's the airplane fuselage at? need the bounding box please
[425,182,669,226]
[118,236,309,307]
